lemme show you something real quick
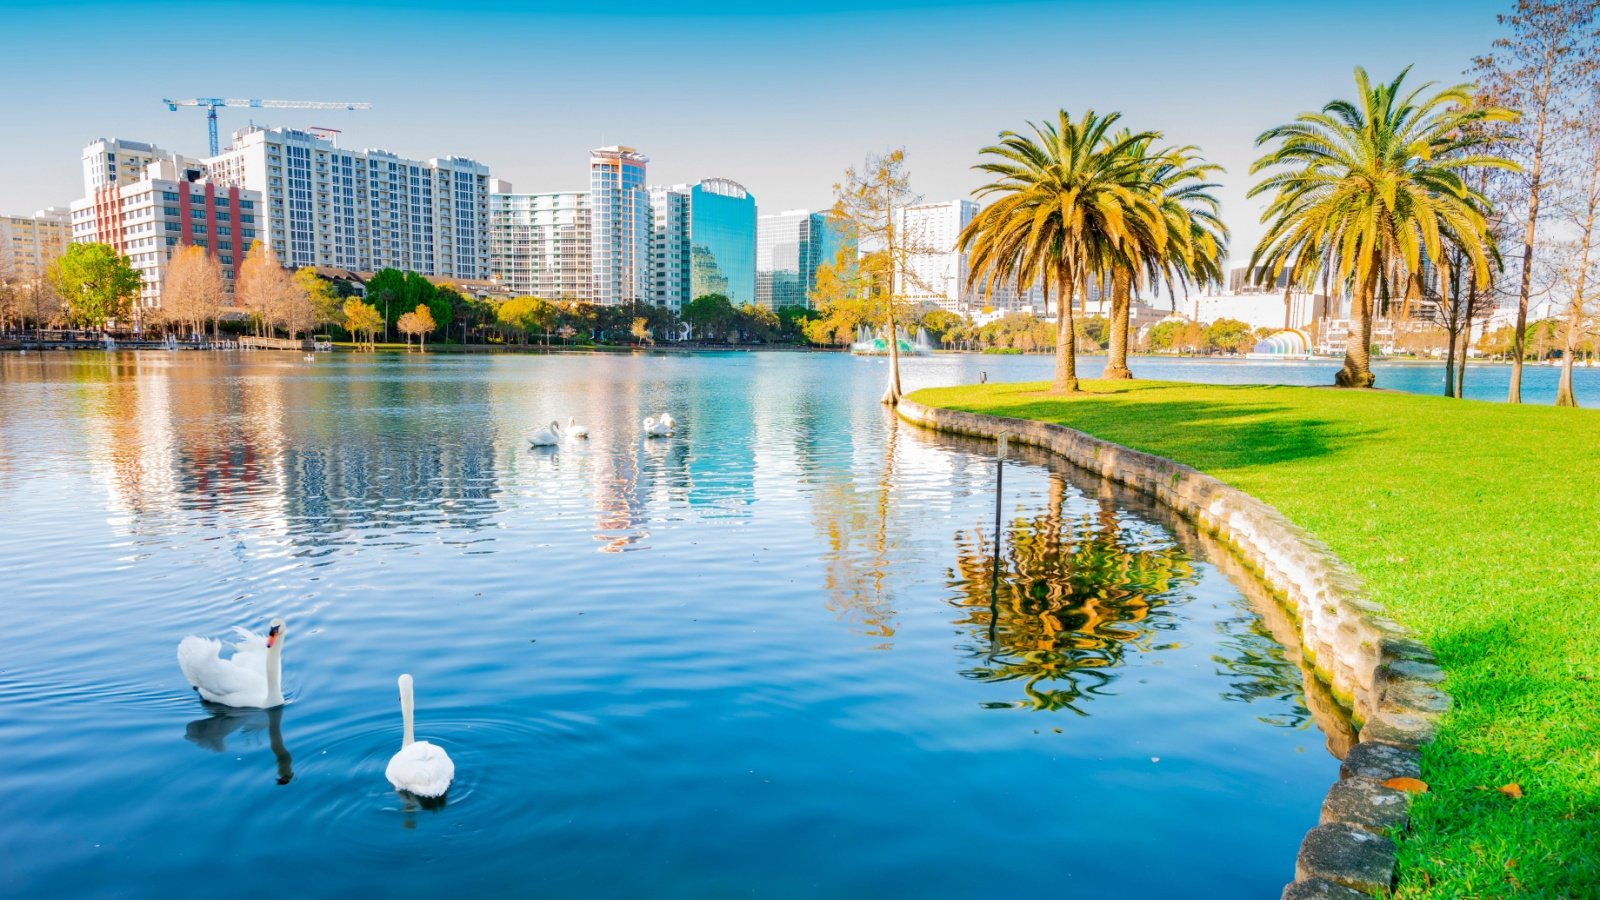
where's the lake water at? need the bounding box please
[0,351,1351,898]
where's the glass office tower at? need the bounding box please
[686,179,756,305]
[757,209,847,309]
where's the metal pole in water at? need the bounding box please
[989,431,1010,655]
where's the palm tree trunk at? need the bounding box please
[1443,324,1458,398]
[1104,267,1133,379]
[1336,274,1375,387]
[1052,264,1080,394]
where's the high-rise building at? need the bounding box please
[81,138,193,196]
[0,208,71,284]
[756,209,844,309]
[648,185,690,311]
[897,199,1048,315]
[588,146,651,306]
[488,182,591,300]
[69,156,262,311]
[648,178,757,308]
[206,125,490,278]
[686,179,756,305]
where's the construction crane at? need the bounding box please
[162,98,374,155]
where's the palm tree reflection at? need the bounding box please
[949,475,1196,712]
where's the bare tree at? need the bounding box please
[160,245,224,338]
[1423,246,1502,396]
[236,240,296,337]
[1552,96,1600,404]
[1474,0,1600,402]
[829,150,936,406]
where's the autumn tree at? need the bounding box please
[295,268,344,335]
[830,149,933,405]
[160,245,224,337]
[47,242,141,331]
[343,297,382,351]
[236,241,299,337]
[397,303,436,351]
[1475,0,1600,401]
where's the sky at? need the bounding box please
[0,0,1506,266]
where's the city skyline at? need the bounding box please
[0,0,1504,265]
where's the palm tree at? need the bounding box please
[1104,138,1228,379]
[1249,66,1514,387]
[960,111,1169,393]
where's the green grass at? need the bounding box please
[910,379,1600,898]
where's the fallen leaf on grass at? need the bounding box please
[1383,777,1429,793]
[1498,783,1523,799]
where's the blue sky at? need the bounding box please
[0,0,1504,264]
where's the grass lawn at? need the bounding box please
[910,379,1599,898]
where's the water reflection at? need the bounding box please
[183,703,295,785]
[948,472,1197,712]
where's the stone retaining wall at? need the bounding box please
[897,397,1450,899]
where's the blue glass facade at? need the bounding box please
[688,179,756,305]
[756,210,849,309]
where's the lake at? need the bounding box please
[0,351,1356,898]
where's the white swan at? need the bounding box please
[385,674,455,798]
[565,416,589,439]
[658,412,677,431]
[528,420,561,446]
[643,415,674,437]
[177,619,286,709]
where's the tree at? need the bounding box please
[1423,243,1503,396]
[683,293,736,340]
[47,242,141,331]
[496,295,556,344]
[962,110,1167,393]
[1474,0,1599,402]
[158,245,224,337]
[1104,136,1228,379]
[397,303,436,351]
[919,308,964,346]
[1551,94,1600,406]
[295,267,343,335]
[342,297,382,350]
[1203,317,1255,354]
[236,241,299,337]
[734,303,779,342]
[830,149,932,404]
[1250,67,1516,388]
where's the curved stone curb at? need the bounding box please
[897,397,1449,898]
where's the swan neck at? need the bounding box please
[265,638,283,705]
[400,680,415,747]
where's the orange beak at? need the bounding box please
[267,626,280,648]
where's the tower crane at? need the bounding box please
[162,98,374,155]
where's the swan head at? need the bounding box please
[266,618,286,649]
[398,673,413,696]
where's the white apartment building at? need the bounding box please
[589,146,651,306]
[649,185,690,311]
[895,200,1043,315]
[81,138,197,195]
[1,208,71,284]
[488,182,591,300]
[69,156,263,311]
[206,125,491,278]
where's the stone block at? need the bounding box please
[1281,877,1373,900]
[1385,680,1451,715]
[1361,704,1440,749]
[1381,657,1445,685]
[1295,823,1397,895]
[1340,740,1421,782]
[1321,776,1411,833]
